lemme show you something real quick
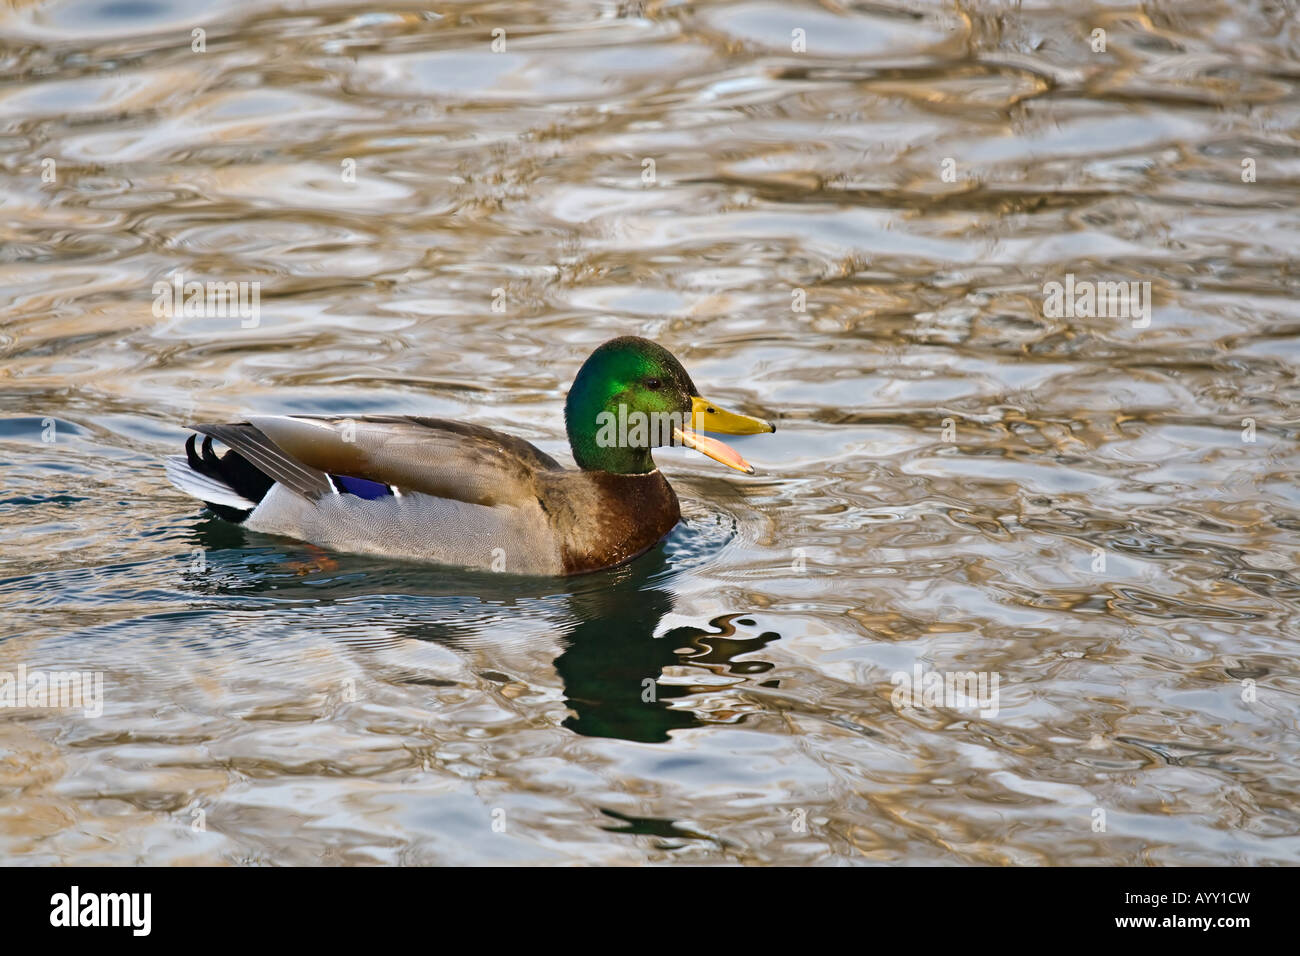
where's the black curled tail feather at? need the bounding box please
[185,434,275,522]
[193,422,334,500]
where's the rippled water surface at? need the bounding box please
[2,0,1299,865]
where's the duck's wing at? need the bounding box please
[190,422,334,501]
[241,414,563,506]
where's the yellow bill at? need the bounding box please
[690,395,775,435]
[674,396,774,474]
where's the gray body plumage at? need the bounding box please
[243,483,563,574]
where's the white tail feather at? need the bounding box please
[165,456,258,510]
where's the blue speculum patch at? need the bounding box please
[333,475,392,499]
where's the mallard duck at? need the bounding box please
[165,336,775,575]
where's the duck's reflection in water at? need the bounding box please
[189,518,779,744]
[557,550,781,741]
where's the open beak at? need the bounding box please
[673,395,776,474]
[690,395,775,436]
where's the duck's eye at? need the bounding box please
[645,378,662,390]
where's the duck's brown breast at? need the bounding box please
[540,470,681,575]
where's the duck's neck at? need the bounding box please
[564,393,656,474]
[570,438,656,474]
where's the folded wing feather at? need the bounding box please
[244,415,563,507]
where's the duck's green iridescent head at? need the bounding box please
[563,336,774,475]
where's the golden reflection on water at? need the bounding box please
[1,0,1298,864]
